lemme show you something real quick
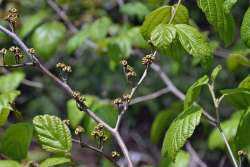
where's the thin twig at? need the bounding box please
[0,62,35,68]
[47,0,77,33]
[186,142,208,167]
[168,0,182,24]
[130,88,170,105]
[115,51,156,131]
[72,139,119,167]
[208,83,239,167]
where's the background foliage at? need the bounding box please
[0,0,250,167]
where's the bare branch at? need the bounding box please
[130,88,170,105]
[47,0,77,33]
[0,62,35,68]
[72,139,119,167]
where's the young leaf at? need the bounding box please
[211,65,222,82]
[140,4,189,41]
[0,91,21,126]
[150,102,182,144]
[221,88,250,109]
[0,72,24,93]
[40,157,70,167]
[150,24,176,54]
[33,115,72,154]
[31,21,66,60]
[184,75,209,109]
[223,0,238,14]
[235,107,250,160]
[0,160,21,167]
[208,111,242,149]
[241,7,250,48]
[0,123,33,161]
[161,104,203,160]
[175,24,213,67]
[197,0,235,46]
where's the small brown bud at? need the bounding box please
[75,126,85,135]
[142,54,155,65]
[28,48,36,54]
[120,60,128,66]
[72,91,81,99]
[238,150,247,157]
[63,119,70,125]
[111,151,120,159]
[113,98,122,105]
[0,48,7,55]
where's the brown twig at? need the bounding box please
[0,62,35,68]
[72,139,119,167]
[130,88,170,105]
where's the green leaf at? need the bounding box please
[0,123,33,161]
[31,21,66,60]
[208,111,242,149]
[150,102,182,144]
[150,24,177,54]
[221,88,250,109]
[175,24,213,67]
[107,36,131,62]
[19,11,49,38]
[223,0,238,14]
[0,160,21,167]
[33,115,72,154]
[140,4,189,41]
[67,99,85,129]
[66,17,111,54]
[211,65,222,82]
[235,107,250,160]
[241,7,250,48]
[239,75,250,89]
[88,17,112,41]
[197,0,236,46]
[120,2,150,20]
[127,27,148,48]
[184,75,209,109]
[161,104,203,160]
[0,72,25,93]
[0,91,21,126]
[159,151,190,167]
[66,25,90,54]
[40,157,71,167]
